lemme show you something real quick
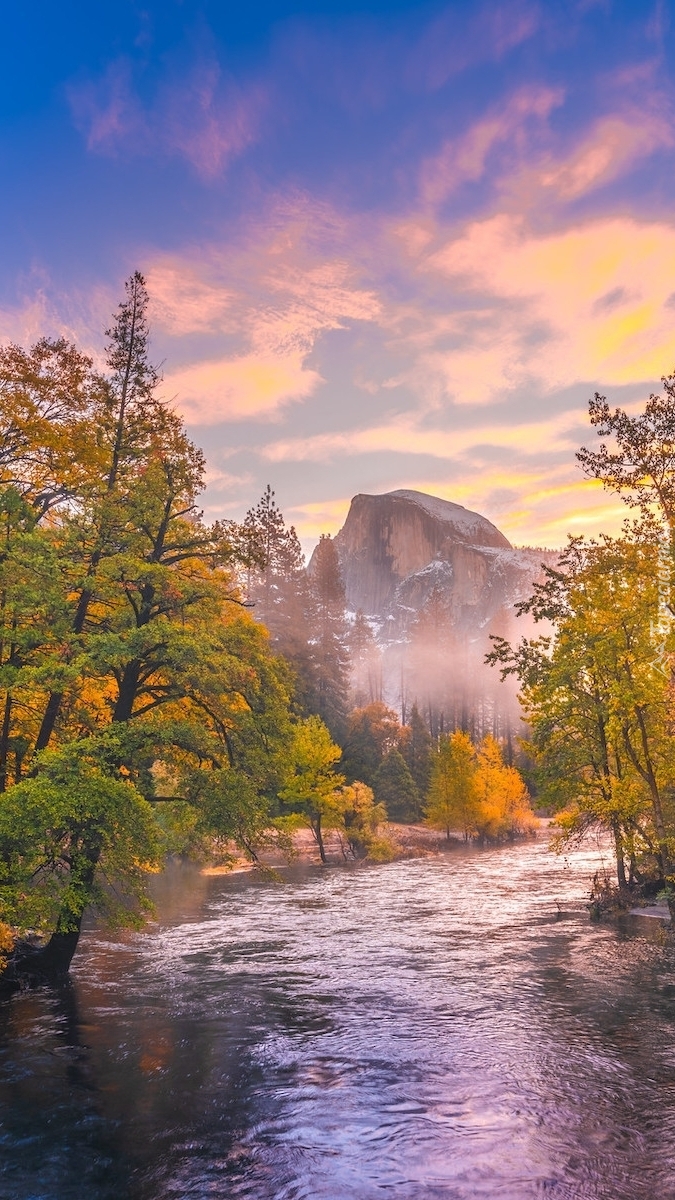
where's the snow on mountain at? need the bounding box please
[387,490,511,547]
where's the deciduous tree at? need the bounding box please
[278,715,346,864]
[425,730,478,841]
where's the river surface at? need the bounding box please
[2,838,675,1199]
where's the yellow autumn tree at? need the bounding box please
[473,735,537,842]
[425,730,478,841]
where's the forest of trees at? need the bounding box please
[0,274,303,978]
[11,265,674,982]
[0,272,532,984]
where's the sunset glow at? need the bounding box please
[1,1,672,550]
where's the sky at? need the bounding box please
[1,0,674,553]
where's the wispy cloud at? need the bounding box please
[150,198,381,422]
[260,408,583,463]
[527,110,673,200]
[425,214,675,398]
[419,85,563,205]
[69,57,265,178]
[406,0,541,92]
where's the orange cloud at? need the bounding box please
[147,206,381,423]
[423,214,675,402]
[164,351,321,424]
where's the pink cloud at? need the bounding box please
[147,198,381,423]
[407,1,541,92]
[0,291,58,346]
[68,58,264,179]
[69,61,147,152]
[419,85,563,205]
[145,261,235,335]
[420,87,672,210]
[535,111,673,199]
[157,66,265,179]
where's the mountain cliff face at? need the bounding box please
[332,490,554,634]
[322,489,557,731]
[333,490,511,618]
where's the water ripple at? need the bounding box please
[1,839,675,1198]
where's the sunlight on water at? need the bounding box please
[2,839,675,1199]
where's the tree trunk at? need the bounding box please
[6,850,99,984]
[0,691,11,793]
[612,820,628,889]
[113,660,142,723]
[313,814,327,864]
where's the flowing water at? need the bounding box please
[2,838,675,1199]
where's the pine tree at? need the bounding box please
[240,485,304,628]
[307,535,350,740]
[34,271,172,752]
[373,748,420,823]
[403,703,433,801]
[235,486,317,712]
[349,609,382,707]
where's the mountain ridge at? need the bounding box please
[317,488,557,730]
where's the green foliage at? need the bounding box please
[0,275,295,963]
[279,714,344,810]
[425,730,478,840]
[341,701,402,786]
[373,748,420,823]
[341,780,389,859]
[0,744,160,935]
[402,703,433,800]
[279,715,346,862]
[489,531,675,885]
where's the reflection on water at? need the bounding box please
[2,841,675,1199]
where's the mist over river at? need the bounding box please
[3,839,675,1200]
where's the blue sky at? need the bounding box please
[2,0,674,550]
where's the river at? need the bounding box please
[2,837,675,1199]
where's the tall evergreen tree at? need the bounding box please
[373,748,420,823]
[34,271,178,752]
[236,485,316,712]
[308,534,350,741]
[403,703,434,802]
[239,486,304,626]
[0,276,294,978]
[349,609,382,708]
